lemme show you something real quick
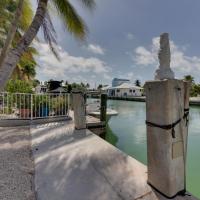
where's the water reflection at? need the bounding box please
[105,125,118,146]
[106,100,147,164]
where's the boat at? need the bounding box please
[86,101,118,120]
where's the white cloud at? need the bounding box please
[34,42,111,85]
[87,44,105,55]
[133,37,200,74]
[126,33,135,40]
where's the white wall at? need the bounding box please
[108,88,143,97]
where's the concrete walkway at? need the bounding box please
[30,121,197,200]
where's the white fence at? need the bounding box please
[0,92,70,120]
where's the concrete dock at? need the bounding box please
[30,120,197,200]
[86,115,105,128]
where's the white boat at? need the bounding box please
[86,101,118,120]
[88,108,118,118]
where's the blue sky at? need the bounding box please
[32,0,200,87]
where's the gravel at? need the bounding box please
[0,126,36,200]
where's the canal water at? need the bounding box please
[105,100,200,198]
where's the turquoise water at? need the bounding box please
[105,100,200,198]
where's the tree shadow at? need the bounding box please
[31,122,159,200]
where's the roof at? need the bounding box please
[109,83,143,90]
[101,86,111,90]
[48,87,68,93]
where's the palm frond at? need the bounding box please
[27,46,38,55]
[78,0,96,10]
[41,10,60,59]
[20,0,33,30]
[51,0,88,40]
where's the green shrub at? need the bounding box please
[6,79,33,93]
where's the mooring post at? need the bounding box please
[145,33,191,198]
[100,94,107,122]
[72,91,86,129]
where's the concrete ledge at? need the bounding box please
[0,116,71,127]
[30,121,198,200]
[108,96,146,102]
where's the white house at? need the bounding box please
[107,83,143,97]
[34,85,47,94]
[101,85,111,94]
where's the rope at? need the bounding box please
[146,108,189,139]
[183,108,189,126]
[146,118,181,138]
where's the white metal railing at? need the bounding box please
[0,92,70,120]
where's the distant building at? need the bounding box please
[112,78,130,87]
[35,85,47,94]
[101,85,111,94]
[48,87,68,94]
[34,81,67,94]
[101,78,143,97]
[48,81,62,91]
[108,83,143,97]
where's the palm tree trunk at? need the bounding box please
[0,0,24,68]
[0,0,48,91]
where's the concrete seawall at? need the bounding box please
[107,96,200,106]
[30,120,197,200]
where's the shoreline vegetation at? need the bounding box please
[90,95,200,106]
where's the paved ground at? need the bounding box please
[30,121,198,200]
[0,126,36,200]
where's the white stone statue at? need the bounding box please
[154,33,175,80]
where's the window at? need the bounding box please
[129,89,132,93]
[133,90,135,93]
[117,89,120,93]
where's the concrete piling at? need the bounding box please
[145,79,190,198]
[72,91,86,129]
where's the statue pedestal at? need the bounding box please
[154,67,175,80]
[145,79,190,198]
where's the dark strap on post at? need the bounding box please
[146,118,181,138]
[183,108,189,126]
[146,108,190,139]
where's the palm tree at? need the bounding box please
[97,84,102,90]
[184,75,194,83]
[0,0,24,67]
[86,83,90,88]
[135,79,141,87]
[0,0,33,66]
[0,0,37,81]
[0,0,95,91]
[16,46,38,80]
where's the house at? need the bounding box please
[101,78,143,97]
[47,81,68,94]
[48,87,68,94]
[35,84,47,94]
[101,85,111,94]
[35,81,67,94]
[108,83,143,97]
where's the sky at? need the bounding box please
[32,0,200,87]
